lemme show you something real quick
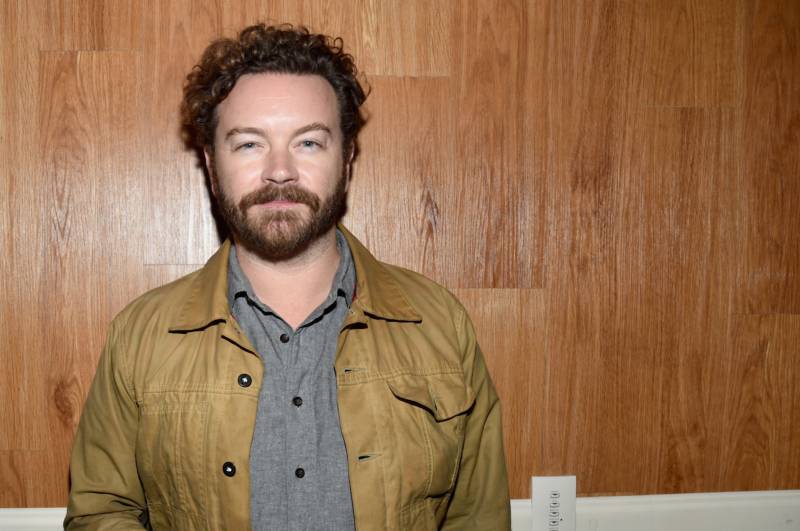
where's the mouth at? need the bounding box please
[255,199,302,208]
[239,184,320,214]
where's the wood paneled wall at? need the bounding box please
[1,0,798,506]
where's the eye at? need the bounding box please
[235,141,258,151]
[299,139,322,150]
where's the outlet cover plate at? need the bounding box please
[531,476,576,531]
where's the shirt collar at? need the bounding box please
[226,229,356,314]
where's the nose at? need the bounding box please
[263,148,298,184]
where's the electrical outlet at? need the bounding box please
[531,476,576,531]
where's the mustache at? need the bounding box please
[239,184,320,212]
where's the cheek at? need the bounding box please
[216,158,264,194]
[302,157,344,189]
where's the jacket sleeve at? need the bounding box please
[442,309,512,530]
[65,317,147,530]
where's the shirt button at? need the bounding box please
[222,462,236,477]
[237,374,252,388]
[295,467,305,478]
[280,333,290,343]
[292,396,303,407]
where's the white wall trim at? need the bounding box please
[0,507,66,529]
[3,491,800,530]
[514,490,800,531]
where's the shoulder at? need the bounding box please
[377,261,472,334]
[372,261,492,402]
[386,261,465,307]
[109,240,231,338]
[109,266,205,340]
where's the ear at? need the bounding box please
[343,145,355,192]
[204,148,218,197]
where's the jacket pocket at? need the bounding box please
[386,371,475,498]
[136,395,209,524]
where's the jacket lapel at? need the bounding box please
[338,225,421,323]
[167,240,233,333]
[166,227,422,334]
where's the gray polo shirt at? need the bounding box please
[227,231,356,531]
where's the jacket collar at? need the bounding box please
[168,239,232,333]
[338,225,420,322]
[168,224,420,333]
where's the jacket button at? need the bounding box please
[280,333,290,343]
[292,396,303,407]
[237,374,252,387]
[295,467,305,478]
[222,462,236,477]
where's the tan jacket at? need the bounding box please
[66,227,511,530]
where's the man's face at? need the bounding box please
[207,73,348,262]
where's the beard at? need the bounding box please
[214,170,348,262]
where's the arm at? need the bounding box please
[443,311,512,530]
[65,317,147,530]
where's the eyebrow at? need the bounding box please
[294,122,332,137]
[224,122,332,141]
[224,127,264,140]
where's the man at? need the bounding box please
[66,24,510,530]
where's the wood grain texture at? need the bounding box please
[353,0,453,77]
[210,0,451,76]
[537,0,644,494]
[2,1,56,452]
[453,289,547,500]
[214,0,360,44]
[1,0,799,507]
[346,76,454,281]
[639,107,740,494]
[720,314,800,490]
[140,0,221,266]
[0,450,68,507]
[641,0,742,107]
[351,0,545,289]
[39,0,145,51]
[25,48,143,457]
[0,1,18,452]
[447,0,542,288]
[0,452,26,506]
[737,0,800,314]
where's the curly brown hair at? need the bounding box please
[181,23,367,156]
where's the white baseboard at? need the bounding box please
[514,490,800,531]
[0,508,66,530]
[2,491,799,530]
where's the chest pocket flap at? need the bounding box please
[387,372,475,422]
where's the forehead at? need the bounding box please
[215,73,340,129]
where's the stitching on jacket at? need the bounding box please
[204,328,232,528]
[337,365,464,385]
[417,404,435,499]
[114,313,136,401]
[140,384,240,394]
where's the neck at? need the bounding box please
[235,228,341,329]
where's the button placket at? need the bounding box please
[285,332,312,514]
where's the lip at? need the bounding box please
[255,200,301,208]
